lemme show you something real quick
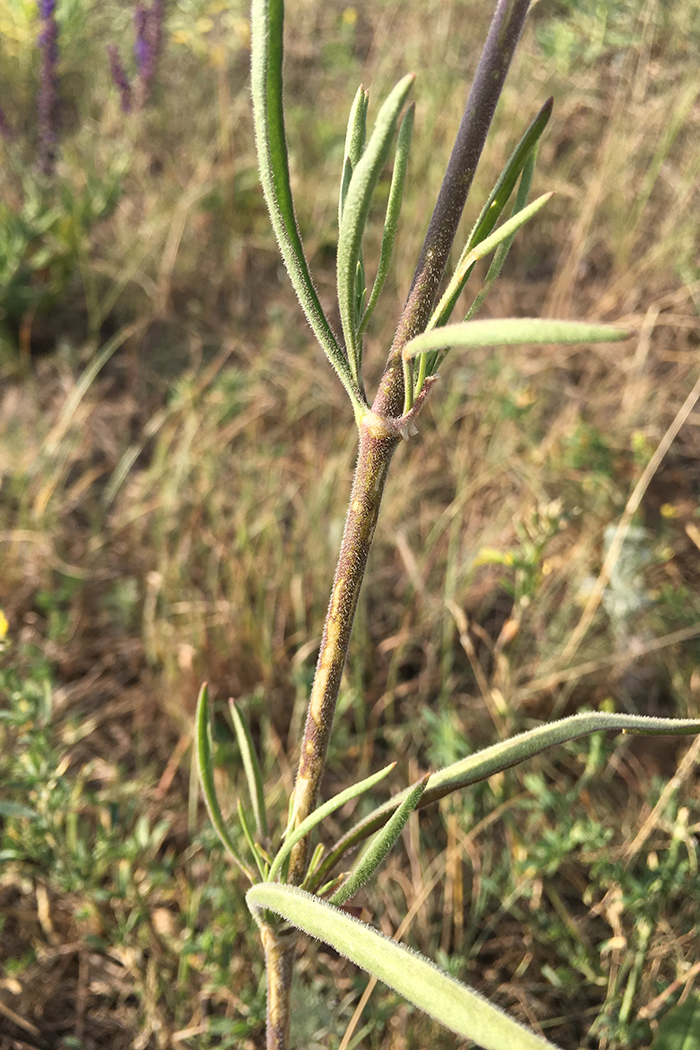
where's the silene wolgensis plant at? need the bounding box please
[194,1,700,1048]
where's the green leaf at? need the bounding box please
[651,995,700,1050]
[229,699,269,839]
[359,102,415,337]
[247,884,560,1050]
[194,684,252,880]
[339,85,369,225]
[331,773,428,905]
[250,0,363,411]
[422,98,552,344]
[429,192,553,332]
[463,147,538,325]
[266,761,396,884]
[337,73,414,387]
[314,712,700,889]
[468,97,553,264]
[404,318,631,360]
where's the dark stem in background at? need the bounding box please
[37,0,60,176]
[373,0,531,418]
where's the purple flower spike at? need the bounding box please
[133,0,166,109]
[107,44,132,113]
[133,3,149,73]
[37,0,60,175]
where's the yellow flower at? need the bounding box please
[0,610,8,638]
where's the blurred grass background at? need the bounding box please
[1,0,700,1047]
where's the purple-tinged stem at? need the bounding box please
[374,0,532,418]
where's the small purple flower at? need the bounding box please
[107,44,132,113]
[37,0,60,175]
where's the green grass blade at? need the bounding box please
[247,884,560,1050]
[359,103,415,337]
[337,73,414,386]
[250,0,362,410]
[429,192,553,333]
[313,712,700,889]
[404,318,631,360]
[339,86,369,225]
[194,684,253,881]
[330,773,428,905]
[229,700,269,840]
[267,761,396,883]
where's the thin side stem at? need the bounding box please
[288,414,401,884]
[374,0,531,418]
[261,925,296,1050]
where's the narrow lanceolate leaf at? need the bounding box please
[194,684,252,880]
[417,148,540,391]
[250,0,362,410]
[247,884,560,1050]
[467,97,553,254]
[416,97,553,352]
[404,318,631,360]
[463,147,538,326]
[339,85,369,225]
[313,712,700,889]
[229,700,269,839]
[359,103,415,337]
[330,773,428,906]
[266,762,396,883]
[430,192,553,332]
[337,73,414,386]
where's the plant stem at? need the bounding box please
[374,0,531,418]
[286,0,533,888]
[261,923,296,1050]
[288,412,401,884]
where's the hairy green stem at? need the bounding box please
[288,413,401,883]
